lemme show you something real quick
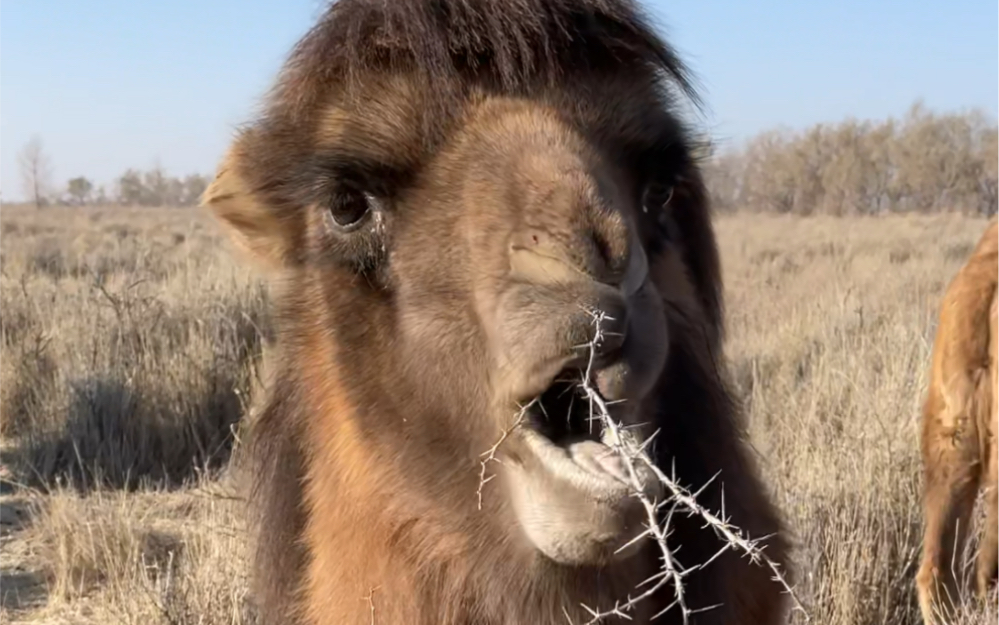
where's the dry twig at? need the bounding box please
[477,398,539,511]
[472,310,807,623]
[573,309,808,624]
[363,585,380,625]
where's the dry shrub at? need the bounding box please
[704,103,998,216]
[0,207,267,490]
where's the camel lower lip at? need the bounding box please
[518,426,649,502]
[516,370,662,502]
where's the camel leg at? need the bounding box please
[917,429,981,625]
[975,435,997,601]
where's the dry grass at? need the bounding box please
[0,207,267,489]
[718,214,996,625]
[1,481,251,625]
[0,206,996,624]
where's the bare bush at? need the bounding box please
[703,102,998,216]
[17,136,54,210]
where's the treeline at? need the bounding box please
[702,102,998,216]
[14,135,212,209]
[57,168,210,208]
[14,102,997,215]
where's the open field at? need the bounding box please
[0,206,995,624]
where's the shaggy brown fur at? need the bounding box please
[203,1,791,623]
[917,217,998,624]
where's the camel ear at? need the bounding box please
[201,144,289,272]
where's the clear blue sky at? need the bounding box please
[2,0,996,201]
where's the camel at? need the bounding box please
[202,1,791,623]
[917,217,998,624]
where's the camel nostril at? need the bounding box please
[583,290,629,364]
[587,228,629,285]
[590,230,613,268]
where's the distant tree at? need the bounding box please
[66,176,94,205]
[702,101,997,216]
[181,173,209,206]
[109,165,210,207]
[116,169,145,206]
[978,130,998,216]
[18,135,54,209]
[143,165,165,206]
[164,176,185,206]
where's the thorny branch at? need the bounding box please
[574,309,808,624]
[473,310,808,623]
[477,397,539,511]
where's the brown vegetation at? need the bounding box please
[2,207,998,625]
[916,218,998,624]
[0,206,262,624]
[0,207,266,490]
[203,0,789,623]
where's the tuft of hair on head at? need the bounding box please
[268,0,702,119]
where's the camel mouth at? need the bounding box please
[516,368,658,502]
[526,371,605,447]
[508,367,661,565]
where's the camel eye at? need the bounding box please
[641,182,674,214]
[641,182,679,244]
[326,190,376,230]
